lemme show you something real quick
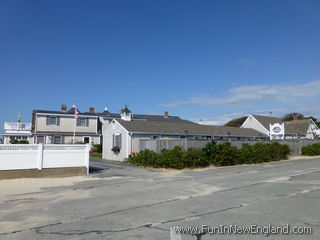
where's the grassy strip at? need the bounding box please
[90,152,102,159]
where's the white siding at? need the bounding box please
[0,144,89,172]
[35,114,98,134]
[103,120,130,161]
[241,115,269,135]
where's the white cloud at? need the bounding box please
[160,80,320,108]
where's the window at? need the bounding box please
[22,136,27,140]
[54,136,62,144]
[113,134,121,148]
[77,118,87,126]
[49,117,57,125]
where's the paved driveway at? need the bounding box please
[1,157,320,239]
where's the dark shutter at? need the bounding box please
[119,134,122,148]
[57,117,60,126]
[46,116,49,125]
[62,136,65,144]
[51,136,54,144]
[86,118,89,127]
[112,134,115,147]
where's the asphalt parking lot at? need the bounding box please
[1,157,320,239]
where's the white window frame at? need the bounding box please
[53,135,62,144]
[78,118,87,126]
[49,116,57,125]
[113,133,122,148]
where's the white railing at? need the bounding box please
[0,145,38,150]
[0,144,90,173]
[4,122,32,131]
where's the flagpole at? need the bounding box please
[73,117,76,144]
[73,105,78,144]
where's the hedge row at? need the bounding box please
[127,142,291,169]
[301,143,320,156]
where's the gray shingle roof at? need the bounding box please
[117,119,267,137]
[33,109,193,123]
[33,109,98,116]
[252,115,282,129]
[100,112,194,123]
[252,115,313,135]
[284,119,311,135]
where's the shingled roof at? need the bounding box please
[251,115,282,129]
[117,119,267,137]
[284,119,311,135]
[251,115,314,135]
[33,108,193,123]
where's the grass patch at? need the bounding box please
[90,152,102,159]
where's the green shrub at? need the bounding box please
[9,139,29,144]
[182,148,211,168]
[204,141,218,163]
[213,142,240,166]
[128,149,161,167]
[127,141,291,169]
[301,143,320,156]
[160,146,185,169]
[239,142,290,164]
[93,144,102,153]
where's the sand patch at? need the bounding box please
[0,176,96,196]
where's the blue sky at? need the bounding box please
[1,0,320,127]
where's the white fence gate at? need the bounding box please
[0,144,90,174]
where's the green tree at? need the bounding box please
[224,116,247,127]
[282,113,304,121]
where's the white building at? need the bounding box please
[103,118,267,161]
[32,105,100,144]
[241,114,320,140]
[2,122,33,144]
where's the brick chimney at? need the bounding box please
[293,115,299,120]
[164,111,169,118]
[89,107,95,113]
[61,104,67,112]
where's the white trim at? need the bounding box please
[36,113,98,118]
[103,119,129,135]
[241,114,270,135]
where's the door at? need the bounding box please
[37,136,44,144]
[84,137,90,144]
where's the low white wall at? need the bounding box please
[0,144,90,173]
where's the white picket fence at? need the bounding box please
[0,144,90,174]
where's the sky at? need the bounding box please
[1,0,320,128]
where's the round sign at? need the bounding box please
[273,126,281,133]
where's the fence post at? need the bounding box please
[37,144,43,170]
[85,144,90,174]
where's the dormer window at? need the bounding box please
[77,118,89,127]
[49,117,57,125]
[46,116,60,125]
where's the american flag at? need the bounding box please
[74,107,79,119]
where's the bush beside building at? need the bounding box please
[127,142,291,169]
